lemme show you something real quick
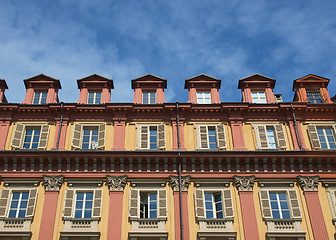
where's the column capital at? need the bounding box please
[43,175,64,191]
[234,175,255,191]
[169,175,190,191]
[298,175,319,191]
[106,175,127,191]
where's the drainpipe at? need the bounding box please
[176,102,184,240]
[290,103,304,150]
[56,102,64,150]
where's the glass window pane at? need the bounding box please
[74,210,82,218]
[282,210,290,219]
[76,192,84,200]
[204,193,212,201]
[76,201,83,209]
[269,193,277,200]
[217,211,223,219]
[205,202,213,210]
[271,202,279,209]
[8,210,16,218]
[10,201,18,209]
[86,192,93,200]
[206,211,213,219]
[20,201,28,209]
[272,211,280,219]
[150,210,157,218]
[278,193,287,200]
[18,210,26,218]
[84,210,92,218]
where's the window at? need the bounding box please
[140,192,157,219]
[307,124,336,150]
[253,124,287,150]
[204,192,224,219]
[269,192,290,219]
[11,123,50,150]
[252,91,267,103]
[143,92,156,104]
[196,124,226,150]
[306,89,323,103]
[72,123,105,150]
[137,124,166,150]
[8,192,29,218]
[74,192,93,218]
[88,91,101,104]
[197,92,211,104]
[33,91,48,104]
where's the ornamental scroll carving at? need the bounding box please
[106,175,128,191]
[298,175,319,191]
[43,175,64,191]
[234,175,255,191]
[169,175,191,191]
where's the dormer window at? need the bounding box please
[251,91,267,103]
[306,89,323,103]
[143,91,156,104]
[88,91,102,104]
[197,91,211,104]
[33,91,48,104]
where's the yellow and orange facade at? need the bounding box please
[0,73,335,240]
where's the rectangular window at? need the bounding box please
[317,127,336,149]
[197,124,226,150]
[269,192,290,219]
[266,127,276,149]
[254,124,287,150]
[74,192,93,219]
[252,91,267,103]
[8,192,29,218]
[306,89,323,103]
[140,192,157,219]
[82,127,99,149]
[204,192,224,219]
[71,123,105,150]
[23,127,41,149]
[197,92,211,104]
[138,124,166,150]
[143,92,156,104]
[88,91,101,104]
[33,92,48,104]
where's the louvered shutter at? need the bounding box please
[97,124,105,149]
[275,124,287,149]
[259,190,272,218]
[129,189,139,218]
[0,189,10,217]
[63,189,74,218]
[38,125,50,149]
[11,123,25,149]
[288,190,301,218]
[140,126,149,149]
[72,124,82,149]
[92,189,102,218]
[157,124,166,149]
[158,189,167,218]
[222,189,234,218]
[194,189,205,218]
[26,188,38,217]
[199,126,209,149]
[216,124,226,149]
[307,125,321,149]
[256,125,268,149]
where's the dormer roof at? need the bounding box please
[23,74,61,89]
[238,74,276,89]
[131,74,167,89]
[292,74,330,91]
[77,74,114,89]
[184,74,221,89]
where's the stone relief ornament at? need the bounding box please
[43,175,64,191]
[106,175,128,191]
[169,175,191,191]
[298,175,319,191]
[234,175,255,191]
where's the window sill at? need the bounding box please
[0,218,32,233]
[130,218,167,233]
[198,219,235,233]
[62,219,99,233]
[266,219,305,235]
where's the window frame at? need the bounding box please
[87,91,102,104]
[71,123,106,150]
[252,123,287,150]
[8,191,30,218]
[142,91,156,104]
[33,91,48,104]
[306,89,323,103]
[307,123,336,150]
[251,91,267,103]
[195,123,227,150]
[197,91,212,104]
[136,123,166,150]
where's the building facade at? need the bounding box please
[0,73,335,240]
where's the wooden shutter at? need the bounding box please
[72,124,82,149]
[194,189,205,218]
[92,189,103,218]
[275,124,287,149]
[259,190,272,218]
[157,124,166,149]
[307,125,321,149]
[11,123,25,149]
[97,124,106,149]
[38,125,50,149]
[140,126,149,149]
[129,189,139,218]
[26,188,38,217]
[158,189,167,218]
[216,124,226,149]
[0,189,10,217]
[288,190,301,218]
[199,126,209,149]
[222,189,234,218]
[255,125,268,149]
[63,189,74,218]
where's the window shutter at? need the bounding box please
[194,189,205,218]
[11,123,25,149]
[157,124,166,149]
[97,124,106,149]
[307,124,321,149]
[199,126,209,149]
[216,124,226,149]
[256,125,268,149]
[259,190,272,218]
[63,189,74,218]
[288,190,301,219]
[140,126,149,149]
[92,189,103,218]
[38,125,50,149]
[0,189,10,217]
[26,188,38,218]
[275,124,287,149]
[222,189,234,218]
[72,123,82,149]
[158,189,167,218]
[129,189,139,218]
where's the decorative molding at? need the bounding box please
[298,175,319,191]
[106,175,127,191]
[169,175,191,191]
[234,175,255,191]
[43,175,64,191]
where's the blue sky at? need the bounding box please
[1,0,336,103]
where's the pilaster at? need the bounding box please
[112,117,126,150]
[229,116,247,151]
